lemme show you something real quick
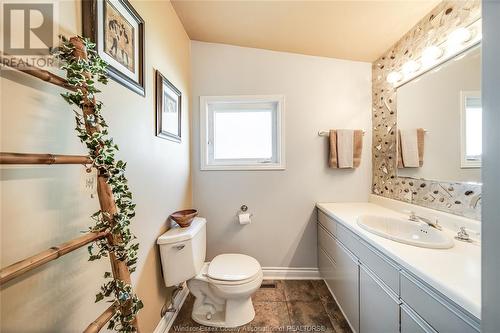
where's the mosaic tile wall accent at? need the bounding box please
[371,1,482,220]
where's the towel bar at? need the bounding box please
[318,130,366,137]
[318,129,428,137]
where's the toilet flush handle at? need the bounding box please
[174,244,185,250]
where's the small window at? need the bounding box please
[200,95,285,170]
[460,91,482,168]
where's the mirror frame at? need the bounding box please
[371,1,482,220]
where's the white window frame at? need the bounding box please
[460,90,482,168]
[200,95,285,171]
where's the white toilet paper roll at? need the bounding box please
[238,213,251,225]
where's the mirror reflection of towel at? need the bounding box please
[398,128,425,168]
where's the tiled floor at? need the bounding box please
[170,280,352,332]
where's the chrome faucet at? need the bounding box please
[470,193,481,209]
[407,211,442,230]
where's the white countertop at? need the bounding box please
[316,202,481,319]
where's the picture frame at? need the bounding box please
[82,0,145,96]
[155,70,182,142]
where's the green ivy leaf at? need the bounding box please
[95,292,104,303]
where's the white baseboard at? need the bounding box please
[153,286,190,333]
[262,267,320,280]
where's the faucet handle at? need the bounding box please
[455,227,472,242]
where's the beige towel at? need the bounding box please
[329,130,338,168]
[416,128,425,167]
[398,128,425,168]
[397,131,404,168]
[353,130,363,168]
[337,129,354,168]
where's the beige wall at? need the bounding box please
[191,41,372,268]
[0,1,192,332]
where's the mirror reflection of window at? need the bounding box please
[461,92,482,168]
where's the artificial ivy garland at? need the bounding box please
[56,36,143,332]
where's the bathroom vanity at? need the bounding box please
[316,201,480,333]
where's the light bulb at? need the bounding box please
[448,27,472,46]
[402,60,421,76]
[387,71,403,84]
[421,46,444,65]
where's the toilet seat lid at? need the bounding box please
[207,254,261,282]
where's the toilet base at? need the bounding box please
[187,264,262,328]
[192,297,256,327]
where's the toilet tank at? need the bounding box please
[157,217,206,287]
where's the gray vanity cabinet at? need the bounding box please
[359,266,400,333]
[317,208,481,333]
[318,223,359,333]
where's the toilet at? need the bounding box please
[157,217,263,327]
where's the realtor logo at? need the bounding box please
[3,3,54,55]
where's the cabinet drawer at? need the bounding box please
[317,210,337,237]
[401,304,437,333]
[360,266,400,333]
[318,223,339,263]
[400,272,480,333]
[336,223,362,254]
[357,239,400,293]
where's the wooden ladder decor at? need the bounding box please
[0,37,140,332]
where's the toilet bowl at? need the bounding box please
[188,254,263,327]
[157,218,263,328]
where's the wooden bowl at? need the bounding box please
[170,209,198,228]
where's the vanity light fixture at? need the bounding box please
[448,27,472,46]
[386,71,403,84]
[421,45,444,65]
[402,60,421,76]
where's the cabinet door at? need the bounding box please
[401,304,437,333]
[318,246,336,288]
[334,240,360,333]
[360,266,400,333]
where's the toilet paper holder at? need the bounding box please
[238,205,253,218]
[239,205,253,214]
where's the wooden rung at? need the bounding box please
[83,302,117,333]
[0,152,92,165]
[0,231,108,285]
[0,54,75,91]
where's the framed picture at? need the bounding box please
[82,0,145,96]
[156,70,182,142]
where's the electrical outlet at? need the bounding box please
[81,167,97,197]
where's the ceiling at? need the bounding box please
[171,0,440,62]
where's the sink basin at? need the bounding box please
[357,215,454,249]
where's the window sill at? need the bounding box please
[200,163,285,171]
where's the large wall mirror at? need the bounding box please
[396,44,481,184]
